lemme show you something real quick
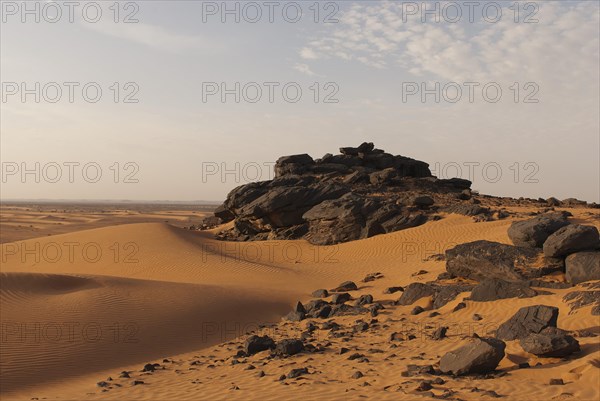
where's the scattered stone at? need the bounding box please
[518,362,530,369]
[549,378,564,385]
[412,269,429,276]
[414,381,433,392]
[352,371,364,379]
[257,370,265,378]
[496,305,559,341]
[397,283,436,305]
[445,204,490,217]
[473,314,482,321]
[132,380,144,386]
[347,353,365,360]
[332,293,351,304]
[274,339,304,356]
[565,251,600,284]
[411,306,425,315]
[355,294,373,306]
[453,302,467,312]
[384,286,403,294]
[119,372,130,378]
[543,224,600,258]
[97,381,109,388]
[362,272,384,282]
[339,347,350,354]
[287,367,309,379]
[244,335,275,355]
[333,281,358,292]
[439,337,506,376]
[402,364,434,377]
[142,363,159,372]
[519,327,580,357]
[311,289,329,298]
[354,322,369,332]
[432,326,448,340]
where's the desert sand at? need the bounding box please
[1,204,598,401]
[0,202,215,243]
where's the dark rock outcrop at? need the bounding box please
[543,224,600,258]
[214,143,479,244]
[565,251,600,284]
[397,282,473,309]
[244,335,275,355]
[469,278,540,302]
[439,337,506,376]
[507,213,570,248]
[563,290,600,315]
[446,241,564,282]
[495,305,559,341]
[519,327,580,357]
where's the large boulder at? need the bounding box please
[396,283,436,306]
[543,225,600,258]
[244,335,275,355]
[565,251,600,284]
[508,213,570,248]
[397,282,473,309]
[519,327,580,358]
[495,305,559,341]
[274,339,304,356]
[274,154,315,177]
[439,337,506,376]
[445,241,563,282]
[470,279,539,302]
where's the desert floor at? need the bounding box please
[0,204,599,401]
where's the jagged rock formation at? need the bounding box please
[214,142,473,245]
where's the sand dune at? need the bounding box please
[1,208,598,400]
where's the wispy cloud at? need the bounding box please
[293,63,317,76]
[84,21,219,54]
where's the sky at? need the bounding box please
[1,0,599,203]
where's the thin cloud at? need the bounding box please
[293,63,317,76]
[84,21,219,54]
